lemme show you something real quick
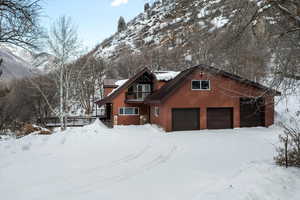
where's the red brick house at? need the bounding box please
[96,65,280,132]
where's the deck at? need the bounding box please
[38,116,112,128]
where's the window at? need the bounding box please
[136,84,151,100]
[119,107,139,115]
[201,80,210,90]
[154,106,159,117]
[191,80,210,90]
[137,84,151,92]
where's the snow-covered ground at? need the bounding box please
[0,121,299,200]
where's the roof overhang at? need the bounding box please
[103,85,118,88]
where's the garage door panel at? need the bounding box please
[172,108,200,131]
[207,108,233,129]
[240,98,265,127]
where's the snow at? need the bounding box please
[107,79,128,96]
[154,71,180,81]
[0,124,300,200]
[0,44,56,75]
[275,80,300,129]
[105,71,180,97]
[160,22,168,29]
[144,35,154,43]
[185,54,192,61]
[210,15,229,30]
[93,0,234,60]
[115,79,128,87]
[0,46,32,80]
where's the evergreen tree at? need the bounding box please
[118,16,127,32]
[144,3,150,12]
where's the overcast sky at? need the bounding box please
[41,0,147,50]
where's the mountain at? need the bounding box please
[0,45,56,80]
[92,0,270,61]
[87,0,285,82]
[0,46,32,80]
[29,52,57,73]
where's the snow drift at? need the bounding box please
[0,124,299,200]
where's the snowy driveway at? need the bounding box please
[0,124,299,200]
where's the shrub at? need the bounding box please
[275,123,300,168]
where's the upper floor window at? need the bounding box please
[191,80,210,90]
[127,84,152,101]
[137,84,151,93]
[119,107,139,115]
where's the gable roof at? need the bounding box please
[96,67,154,105]
[145,64,281,104]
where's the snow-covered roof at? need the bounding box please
[115,79,128,87]
[101,70,180,100]
[154,71,180,81]
[107,79,128,96]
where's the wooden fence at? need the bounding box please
[38,116,112,128]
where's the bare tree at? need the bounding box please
[0,58,2,77]
[223,0,300,80]
[0,0,43,49]
[0,58,11,97]
[0,0,42,99]
[70,56,106,115]
[275,121,300,168]
[47,16,80,130]
[0,76,58,132]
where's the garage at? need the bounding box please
[172,108,200,131]
[207,108,233,129]
[240,98,265,127]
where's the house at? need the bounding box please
[96,65,280,132]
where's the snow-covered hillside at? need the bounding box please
[0,46,32,80]
[29,52,57,73]
[0,45,56,80]
[0,122,299,200]
[93,0,232,59]
[92,0,276,62]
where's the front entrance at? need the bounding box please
[103,103,113,128]
[172,108,200,131]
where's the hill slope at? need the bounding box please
[94,0,229,59]
[88,0,283,82]
[92,0,272,62]
[0,47,32,80]
[0,45,56,80]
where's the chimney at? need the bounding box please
[103,79,118,97]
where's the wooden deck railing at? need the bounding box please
[38,116,112,128]
[125,92,152,101]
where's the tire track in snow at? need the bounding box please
[55,144,178,197]
[103,145,178,183]
[26,144,154,200]
[76,144,152,175]
[141,145,177,171]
